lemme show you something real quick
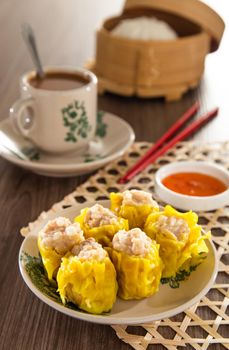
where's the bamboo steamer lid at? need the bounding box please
[124,0,225,52]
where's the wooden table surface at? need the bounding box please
[0,1,228,349]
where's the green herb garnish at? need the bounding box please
[161,265,200,289]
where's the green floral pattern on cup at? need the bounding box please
[62,101,91,143]
[96,111,107,138]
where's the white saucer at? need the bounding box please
[19,201,217,325]
[0,112,135,177]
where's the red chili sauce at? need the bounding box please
[162,172,227,197]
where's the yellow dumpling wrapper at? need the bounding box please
[110,192,159,229]
[144,205,210,279]
[38,236,62,281]
[107,242,163,300]
[74,207,128,246]
[57,254,118,314]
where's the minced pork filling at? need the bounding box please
[72,238,107,261]
[155,215,190,241]
[40,217,84,254]
[121,190,159,208]
[112,228,152,257]
[85,204,118,228]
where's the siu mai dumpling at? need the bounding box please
[108,228,163,300]
[110,190,159,229]
[74,204,128,246]
[144,205,210,280]
[38,217,84,281]
[57,238,117,314]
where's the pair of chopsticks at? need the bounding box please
[119,102,219,184]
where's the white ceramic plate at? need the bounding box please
[0,112,135,177]
[19,200,218,325]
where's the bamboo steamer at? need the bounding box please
[89,0,225,101]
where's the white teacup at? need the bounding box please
[10,66,97,154]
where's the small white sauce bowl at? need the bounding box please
[155,161,229,211]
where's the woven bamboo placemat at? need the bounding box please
[21,141,229,350]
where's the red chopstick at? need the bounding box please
[119,107,219,184]
[118,102,200,184]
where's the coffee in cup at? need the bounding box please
[29,71,89,91]
[10,67,97,154]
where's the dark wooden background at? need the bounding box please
[0,0,228,349]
